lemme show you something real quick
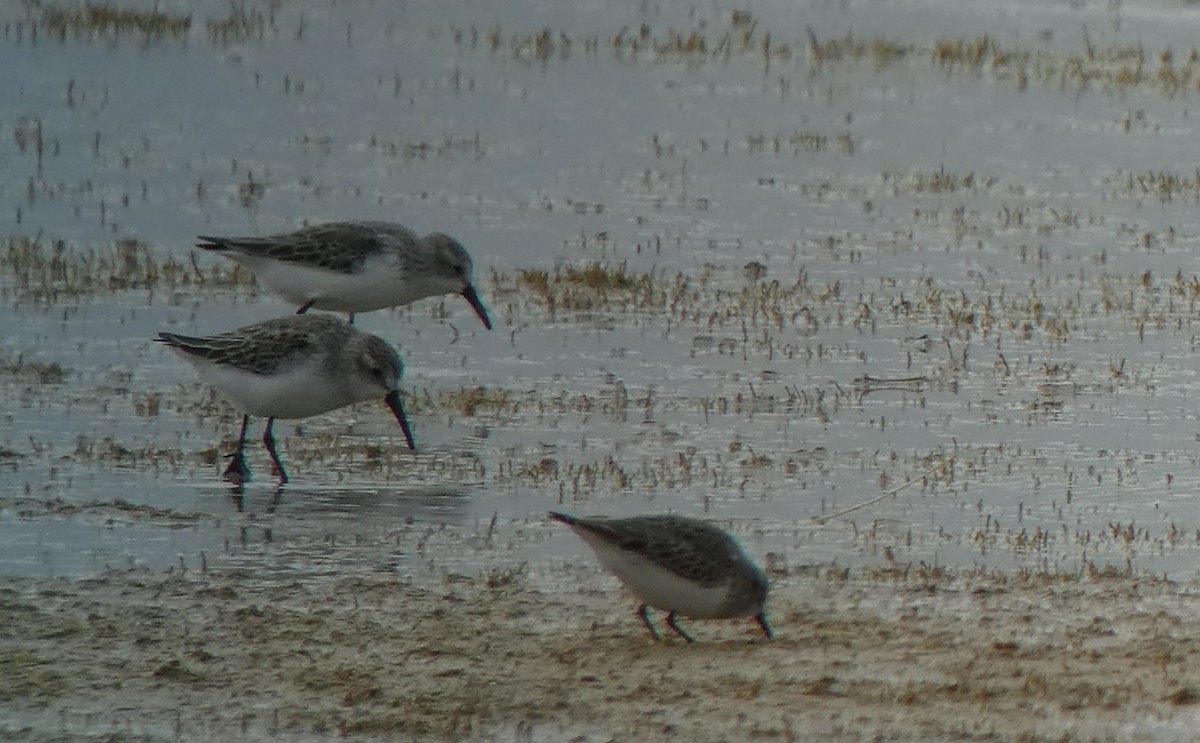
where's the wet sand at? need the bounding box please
[4,565,1200,741]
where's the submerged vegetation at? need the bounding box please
[39,3,191,42]
[5,4,1198,96]
[0,236,255,303]
[1,231,1195,359]
[6,2,268,45]
[500,257,1200,353]
[1116,169,1200,202]
[0,351,68,385]
[455,14,1200,96]
[416,386,515,417]
[515,261,660,316]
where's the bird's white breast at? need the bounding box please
[188,356,363,419]
[582,537,732,618]
[232,252,458,313]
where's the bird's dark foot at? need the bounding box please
[261,420,289,483]
[666,612,696,643]
[265,448,289,483]
[755,613,774,640]
[637,604,662,642]
[222,451,252,484]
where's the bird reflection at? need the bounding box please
[228,483,284,514]
[223,482,469,524]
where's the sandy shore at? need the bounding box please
[4,564,1200,741]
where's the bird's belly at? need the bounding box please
[243,259,423,313]
[198,363,359,419]
[590,544,732,618]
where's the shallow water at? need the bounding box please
[5,0,1200,581]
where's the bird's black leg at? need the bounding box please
[262,417,289,483]
[637,604,661,641]
[665,612,695,643]
[296,300,315,314]
[222,414,253,484]
[755,613,774,639]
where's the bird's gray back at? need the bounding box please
[157,315,353,376]
[574,515,750,587]
[203,221,420,273]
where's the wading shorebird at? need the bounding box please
[550,511,773,642]
[197,220,493,327]
[157,314,416,484]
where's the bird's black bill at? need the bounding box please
[755,612,774,639]
[461,283,493,330]
[385,390,416,450]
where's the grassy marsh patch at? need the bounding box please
[0,236,256,303]
[497,260,1200,353]
[9,1,272,46]
[883,168,998,195]
[1114,169,1200,203]
[407,386,515,417]
[514,261,669,315]
[39,2,191,43]
[0,648,67,699]
[204,1,267,45]
[0,351,68,385]
[453,19,1200,96]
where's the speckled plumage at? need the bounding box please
[197,220,493,327]
[156,314,415,484]
[199,221,405,273]
[550,512,772,642]
[156,314,358,377]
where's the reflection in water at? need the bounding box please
[0,482,474,578]
[220,482,470,523]
[227,482,284,514]
[194,482,476,579]
[269,483,471,523]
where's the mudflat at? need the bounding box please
[3,565,1198,741]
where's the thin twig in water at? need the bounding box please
[812,443,971,524]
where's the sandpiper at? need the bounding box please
[197,220,493,327]
[156,314,415,484]
[549,511,773,642]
